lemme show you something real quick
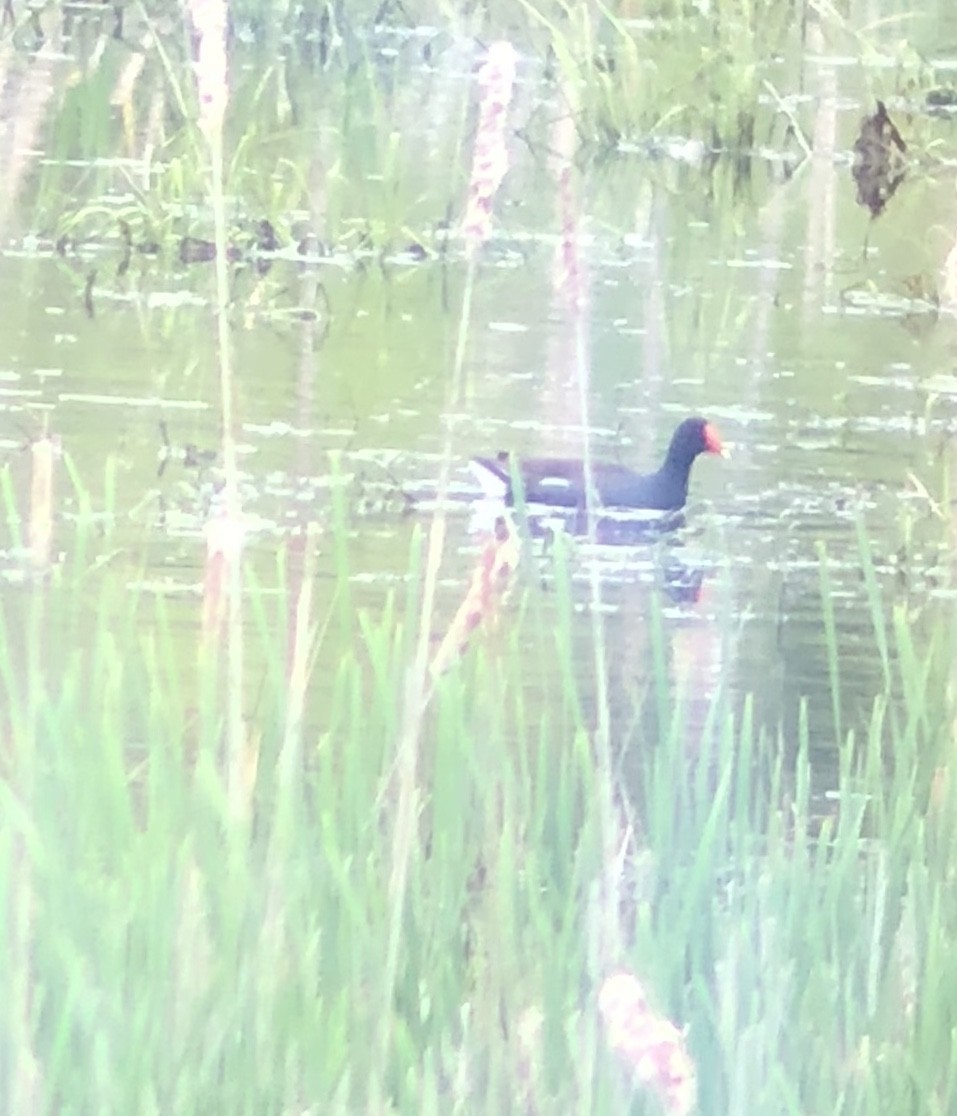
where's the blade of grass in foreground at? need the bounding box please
[375,41,519,1103]
[816,540,842,746]
[185,0,246,823]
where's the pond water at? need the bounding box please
[2,2,957,804]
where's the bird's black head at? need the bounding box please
[664,416,725,471]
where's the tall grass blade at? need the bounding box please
[816,540,842,745]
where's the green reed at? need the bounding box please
[0,490,953,1113]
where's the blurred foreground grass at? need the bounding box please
[1,507,956,1115]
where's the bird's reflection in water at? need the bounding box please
[657,555,706,605]
[467,501,710,606]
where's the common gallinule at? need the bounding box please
[470,416,726,511]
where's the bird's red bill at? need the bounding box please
[703,422,725,456]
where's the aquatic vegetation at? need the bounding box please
[519,0,803,154]
[0,487,955,1112]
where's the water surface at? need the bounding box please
[1,2,956,805]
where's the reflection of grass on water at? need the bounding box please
[3,502,957,1113]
